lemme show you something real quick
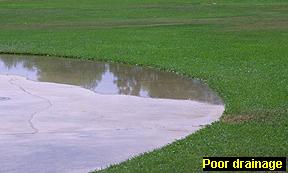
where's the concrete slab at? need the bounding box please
[0,75,224,173]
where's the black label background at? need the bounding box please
[203,157,286,171]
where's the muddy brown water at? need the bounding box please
[0,54,222,104]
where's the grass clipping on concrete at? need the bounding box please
[0,0,287,172]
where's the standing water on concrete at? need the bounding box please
[0,54,222,104]
[0,54,224,173]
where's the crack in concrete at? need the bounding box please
[8,78,53,134]
[0,126,199,136]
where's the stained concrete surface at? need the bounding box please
[0,75,224,173]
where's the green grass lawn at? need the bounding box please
[0,0,287,172]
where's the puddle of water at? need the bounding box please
[0,54,222,104]
[0,54,225,173]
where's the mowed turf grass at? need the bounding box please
[0,0,287,172]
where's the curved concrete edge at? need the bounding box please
[0,74,224,173]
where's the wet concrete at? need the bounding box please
[0,55,224,173]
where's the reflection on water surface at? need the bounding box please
[0,54,222,104]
